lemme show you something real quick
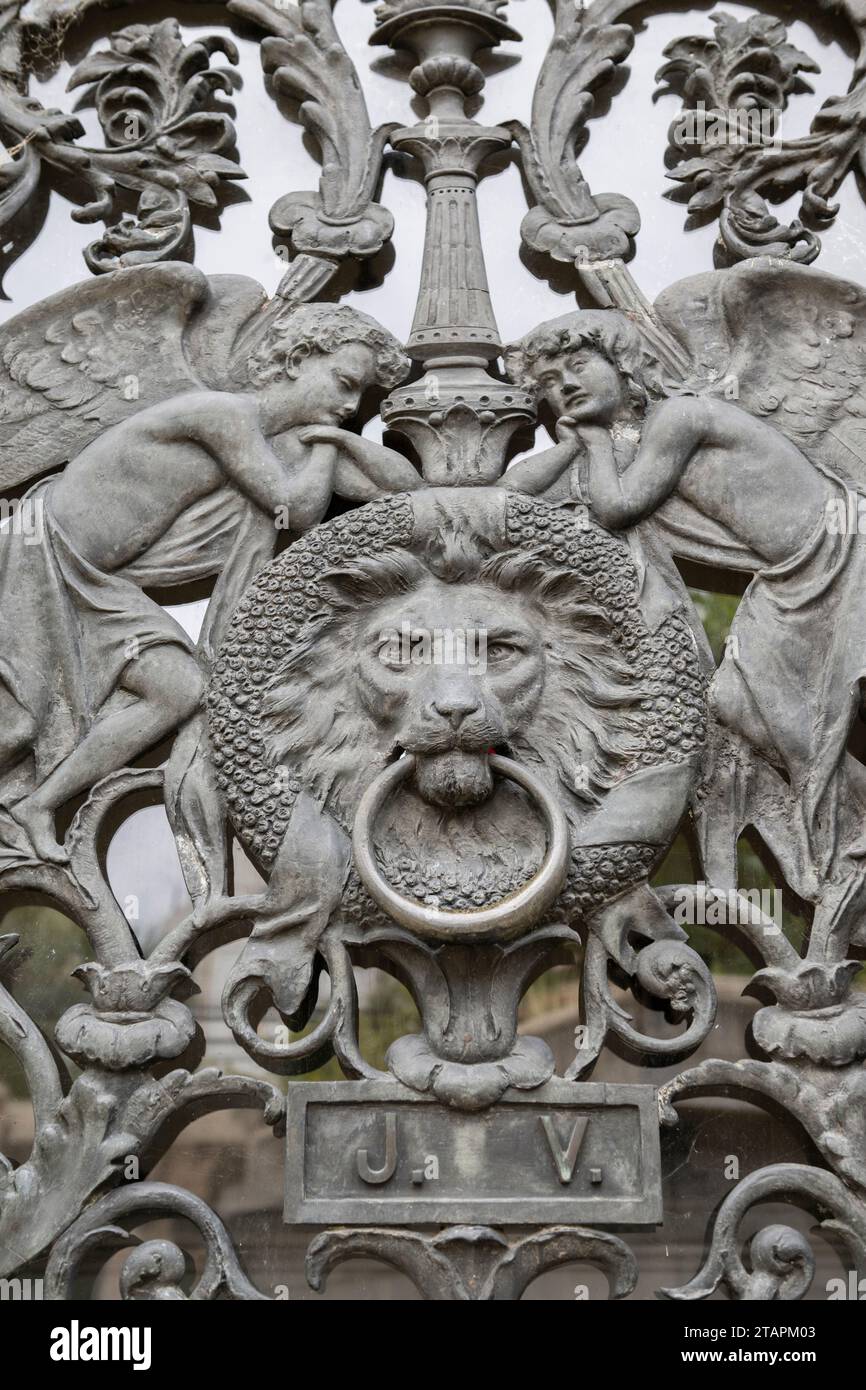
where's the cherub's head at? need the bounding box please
[504,310,655,426]
[248,303,410,427]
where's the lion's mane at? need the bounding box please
[260,533,650,828]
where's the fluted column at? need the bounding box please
[369,2,535,485]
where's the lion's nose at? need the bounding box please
[433,694,481,729]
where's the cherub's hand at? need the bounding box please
[554,417,591,459]
[299,425,358,453]
[575,422,611,453]
[299,425,421,494]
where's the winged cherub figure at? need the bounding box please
[0,264,418,867]
[504,291,866,914]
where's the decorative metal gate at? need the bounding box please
[2,0,866,1305]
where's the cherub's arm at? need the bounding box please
[503,423,578,494]
[268,433,340,530]
[503,443,574,495]
[333,460,383,502]
[584,398,709,529]
[299,426,422,495]
[186,395,338,531]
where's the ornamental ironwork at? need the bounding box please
[1,0,866,1303]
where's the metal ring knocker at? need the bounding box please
[351,753,570,941]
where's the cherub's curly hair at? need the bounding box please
[504,310,661,415]
[248,303,410,390]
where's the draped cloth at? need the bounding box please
[552,439,716,651]
[557,434,866,895]
[0,475,272,874]
[700,472,866,891]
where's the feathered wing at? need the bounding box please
[0,260,273,900]
[654,258,866,490]
[0,261,212,490]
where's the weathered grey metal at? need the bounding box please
[512,0,866,271]
[0,13,245,273]
[2,1,866,281]
[0,0,393,290]
[657,1165,866,1302]
[351,752,571,940]
[370,2,538,483]
[44,1181,271,1300]
[305,1223,639,1300]
[0,0,865,1303]
[285,1079,662,1226]
[0,931,283,1278]
[229,0,398,305]
[656,11,822,264]
[207,484,713,1105]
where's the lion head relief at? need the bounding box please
[209,490,704,923]
[259,533,650,836]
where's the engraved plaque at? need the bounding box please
[285,1080,662,1226]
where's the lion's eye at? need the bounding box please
[376,642,410,670]
[486,642,518,661]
